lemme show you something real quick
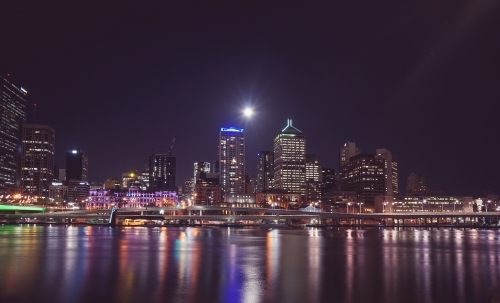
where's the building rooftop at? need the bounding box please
[281,119,302,134]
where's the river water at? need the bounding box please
[0,225,499,303]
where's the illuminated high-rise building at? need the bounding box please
[273,119,306,197]
[194,162,210,182]
[256,151,273,193]
[149,152,176,191]
[305,154,321,202]
[0,75,27,194]
[342,153,385,205]
[66,149,88,181]
[184,178,195,200]
[341,148,399,206]
[219,127,245,198]
[20,124,55,197]
[339,141,360,189]
[117,169,149,190]
[306,154,321,182]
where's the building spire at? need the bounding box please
[282,119,302,133]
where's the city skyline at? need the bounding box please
[0,73,491,195]
[1,1,498,196]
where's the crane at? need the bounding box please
[168,136,176,156]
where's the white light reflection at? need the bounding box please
[308,228,322,303]
[241,246,264,303]
[60,226,86,303]
[153,228,168,301]
[266,229,280,285]
[382,229,398,302]
[345,229,354,302]
[453,230,466,303]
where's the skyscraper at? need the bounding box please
[20,124,55,197]
[66,149,88,181]
[342,153,385,205]
[406,173,427,196]
[121,170,139,188]
[321,168,337,195]
[219,127,245,198]
[305,154,322,202]
[194,162,210,181]
[340,148,399,206]
[306,154,321,182]
[0,75,27,194]
[149,152,176,191]
[340,142,360,165]
[321,168,338,203]
[256,151,274,193]
[184,178,195,200]
[339,141,360,189]
[273,119,306,197]
[376,149,399,196]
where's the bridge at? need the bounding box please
[2,205,500,227]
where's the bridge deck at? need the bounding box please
[3,206,500,222]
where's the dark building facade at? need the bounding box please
[66,149,88,181]
[53,164,59,181]
[0,75,27,194]
[212,159,219,173]
[256,151,274,193]
[149,152,176,191]
[20,124,55,197]
[321,168,337,199]
[406,173,427,196]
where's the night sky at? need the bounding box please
[1,1,499,196]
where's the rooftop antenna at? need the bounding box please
[168,136,176,156]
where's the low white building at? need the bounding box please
[374,195,473,213]
[88,187,178,209]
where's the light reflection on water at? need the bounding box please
[0,226,500,303]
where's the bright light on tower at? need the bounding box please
[243,107,253,117]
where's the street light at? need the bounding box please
[359,202,363,213]
[347,202,351,214]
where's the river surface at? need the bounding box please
[0,225,500,303]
